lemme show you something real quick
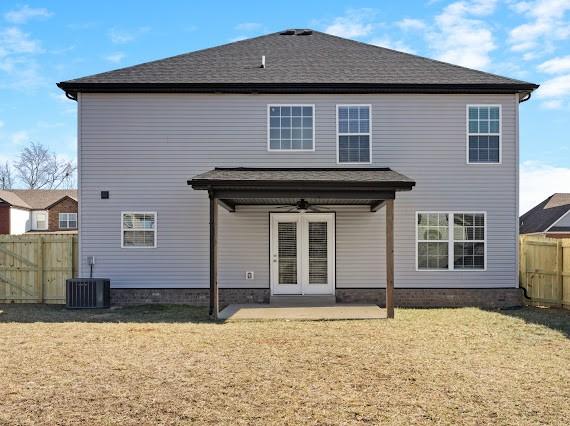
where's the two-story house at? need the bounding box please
[57,30,538,317]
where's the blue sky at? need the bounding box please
[0,0,569,212]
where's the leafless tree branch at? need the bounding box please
[14,142,77,189]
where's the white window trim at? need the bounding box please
[415,211,487,272]
[267,104,316,152]
[59,212,78,229]
[32,210,48,231]
[121,211,157,249]
[466,104,502,165]
[336,104,372,164]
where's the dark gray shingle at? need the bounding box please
[58,30,537,94]
[520,193,570,234]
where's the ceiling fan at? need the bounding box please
[273,198,333,213]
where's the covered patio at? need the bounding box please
[188,167,415,319]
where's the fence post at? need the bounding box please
[557,239,563,303]
[38,237,44,303]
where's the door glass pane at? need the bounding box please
[308,222,328,284]
[278,222,297,284]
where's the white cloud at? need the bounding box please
[4,5,52,24]
[104,52,125,63]
[370,37,416,54]
[520,161,570,214]
[50,92,73,103]
[0,120,4,128]
[0,27,42,57]
[229,36,247,43]
[0,27,45,90]
[397,18,426,31]
[108,27,150,44]
[541,99,564,109]
[509,0,570,54]
[324,9,377,38]
[536,74,570,98]
[538,55,570,74]
[427,0,497,69]
[235,22,261,31]
[10,130,30,145]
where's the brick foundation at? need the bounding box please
[335,288,522,308]
[111,287,521,309]
[111,288,269,307]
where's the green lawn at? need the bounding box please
[1,304,569,425]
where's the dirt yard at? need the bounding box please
[1,304,569,425]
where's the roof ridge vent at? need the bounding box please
[295,29,313,36]
[280,29,295,35]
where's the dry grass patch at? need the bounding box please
[1,304,569,425]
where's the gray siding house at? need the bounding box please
[58,30,538,317]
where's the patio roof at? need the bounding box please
[188,167,415,212]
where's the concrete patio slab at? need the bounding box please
[218,304,386,321]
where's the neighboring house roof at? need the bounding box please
[0,190,30,209]
[520,193,570,234]
[0,190,77,210]
[58,29,538,96]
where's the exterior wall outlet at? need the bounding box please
[87,256,96,265]
[245,271,254,280]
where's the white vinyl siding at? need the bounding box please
[79,93,517,289]
[121,212,157,248]
[59,213,77,229]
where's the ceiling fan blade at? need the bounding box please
[273,205,296,209]
[308,205,333,212]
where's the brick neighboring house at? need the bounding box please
[0,190,78,235]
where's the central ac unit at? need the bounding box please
[66,278,111,309]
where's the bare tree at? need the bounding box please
[0,162,13,189]
[14,142,76,189]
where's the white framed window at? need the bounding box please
[416,212,486,271]
[32,211,48,230]
[337,104,371,164]
[59,213,77,229]
[268,104,315,151]
[121,212,157,248]
[467,105,501,164]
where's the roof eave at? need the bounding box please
[57,82,540,97]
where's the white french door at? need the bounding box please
[270,213,335,295]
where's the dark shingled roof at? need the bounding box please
[520,193,570,234]
[58,29,538,96]
[189,167,415,190]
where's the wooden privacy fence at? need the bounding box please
[520,235,570,309]
[0,234,78,304]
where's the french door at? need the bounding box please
[270,213,335,295]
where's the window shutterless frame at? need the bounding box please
[121,211,157,249]
[466,104,502,165]
[336,104,372,164]
[267,104,316,152]
[415,211,487,272]
[59,212,77,229]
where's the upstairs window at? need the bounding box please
[268,105,314,151]
[59,213,77,229]
[122,212,157,248]
[467,105,501,164]
[337,105,371,163]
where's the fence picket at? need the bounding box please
[520,235,569,310]
[0,235,77,304]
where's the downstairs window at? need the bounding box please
[417,212,486,270]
